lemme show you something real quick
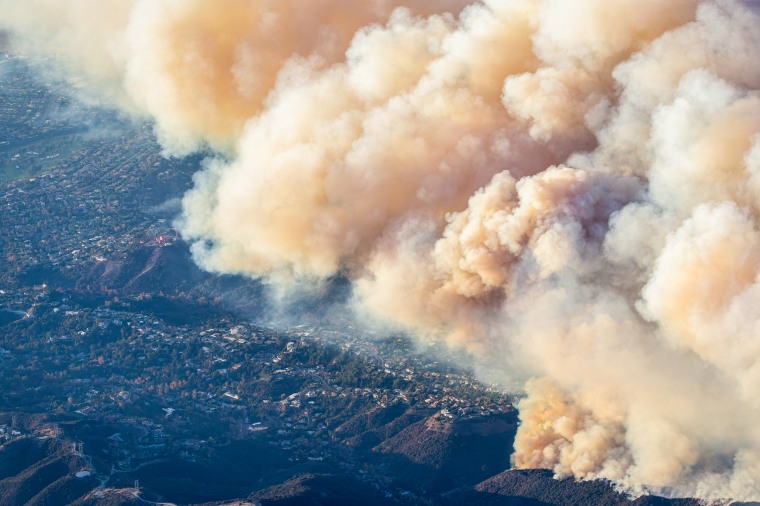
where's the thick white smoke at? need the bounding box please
[4,0,760,500]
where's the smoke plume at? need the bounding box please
[4,0,760,500]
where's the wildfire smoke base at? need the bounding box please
[4,0,760,500]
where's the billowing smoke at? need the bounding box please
[4,0,760,500]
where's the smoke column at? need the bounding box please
[4,0,760,500]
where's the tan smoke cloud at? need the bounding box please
[0,0,471,153]
[4,0,760,500]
